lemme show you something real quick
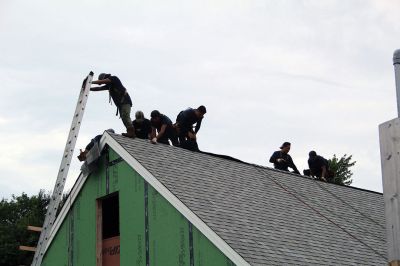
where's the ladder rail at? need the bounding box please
[32,71,94,266]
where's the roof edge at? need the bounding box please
[199,151,382,195]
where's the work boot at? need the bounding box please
[122,126,136,138]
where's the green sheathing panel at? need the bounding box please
[192,226,235,266]
[41,216,69,266]
[42,155,108,266]
[42,147,236,266]
[148,185,190,266]
[70,162,101,265]
[113,149,146,266]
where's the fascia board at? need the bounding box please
[101,132,250,266]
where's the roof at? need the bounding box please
[106,133,387,265]
[48,132,387,265]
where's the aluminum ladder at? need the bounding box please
[32,71,94,266]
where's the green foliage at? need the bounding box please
[0,191,49,266]
[328,154,356,186]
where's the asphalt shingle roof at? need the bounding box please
[110,134,387,265]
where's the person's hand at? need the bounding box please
[188,132,196,140]
[77,149,87,161]
[151,137,157,144]
[81,77,88,89]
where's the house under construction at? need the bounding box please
[38,131,387,265]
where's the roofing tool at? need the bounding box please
[32,72,94,266]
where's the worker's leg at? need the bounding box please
[157,135,170,145]
[165,125,179,146]
[120,104,135,138]
[178,127,190,144]
[181,139,199,152]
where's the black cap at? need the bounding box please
[198,105,207,114]
[309,151,317,157]
[150,110,161,118]
[98,73,111,80]
[280,142,291,149]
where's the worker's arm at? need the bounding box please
[92,78,112,85]
[289,157,300,174]
[292,165,300,174]
[150,127,157,139]
[269,152,278,163]
[156,124,167,140]
[194,119,202,133]
[321,165,327,178]
[90,85,109,91]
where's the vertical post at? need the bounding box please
[394,49,400,117]
[380,119,400,265]
[96,199,103,266]
[380,49,400,266]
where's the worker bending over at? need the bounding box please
[150,110,179,146]
[78,129,115,161]
[175,105,206,150]
[90,73,135,138]
[269,142,300,174]
[132,111,152,140]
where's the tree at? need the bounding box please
[0,191,49,266]
[328,154,356,185]
[0,190,70,266]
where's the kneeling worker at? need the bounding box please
[132,111,152,140]
[307,151,330,182]
[269,142,300,174]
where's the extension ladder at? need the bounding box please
[32,71,94,266]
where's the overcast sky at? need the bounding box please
[1,0,399,199]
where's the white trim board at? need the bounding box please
[43,132,250,266]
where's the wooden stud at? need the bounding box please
[27,226,42,232]
[19,246,37,252]
[389,260,400,266]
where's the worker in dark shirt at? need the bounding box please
[269,142,300,174]
[78,129,115,161]
[307,151,329,182]
[175,105,206,145]
[90,73,135,138]
[132,111,151,140]
[150,110,179,146]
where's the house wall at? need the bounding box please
[42,147,234,266]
